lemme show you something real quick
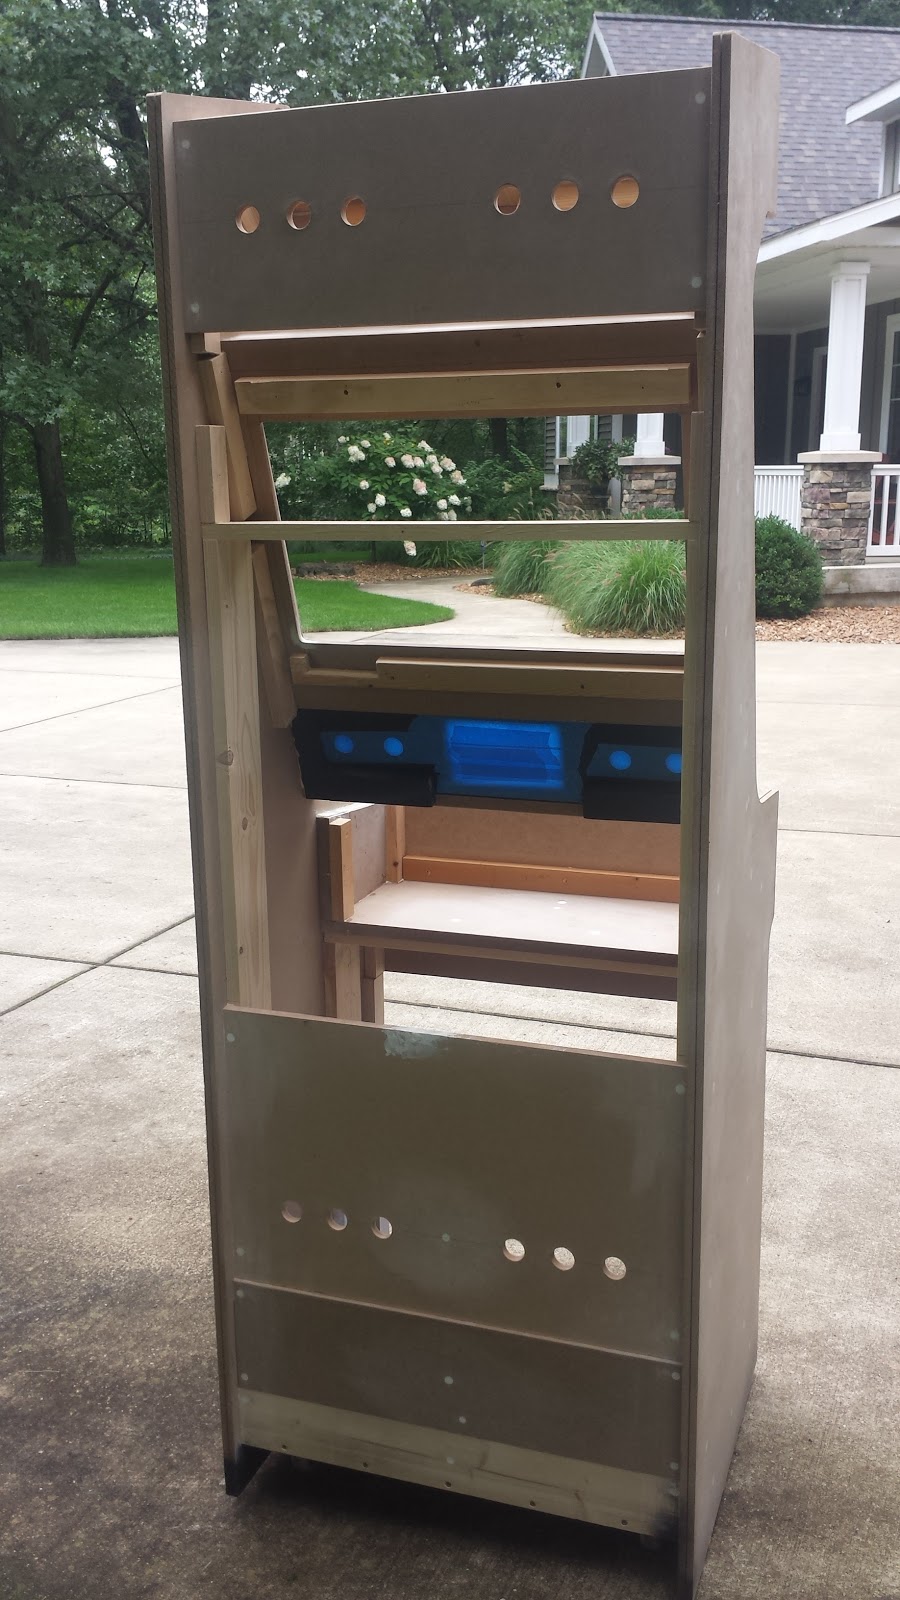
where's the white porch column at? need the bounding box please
[818,260,870,454]
[631,412,668,460]
[565,414,592,453]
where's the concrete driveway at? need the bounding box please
[1,634,899,1600]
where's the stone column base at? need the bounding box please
[798,456,876,565]
[617,456,680,515]
[556,459,609,518]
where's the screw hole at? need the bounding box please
[552,1246,575,1271]
[372,1216,393,1239]
[235,204,260,234]
[282,1201,303,1224]
[604,1255,627,1280]
[494,183,521,216]
[287,200,312,230]
[327,1208,348,1231]
[341,196,366,226]
[611,175,640,209]
[503,1238,525,1262]
[552,180,579,212]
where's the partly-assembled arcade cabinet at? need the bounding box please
[149,33,778,1596]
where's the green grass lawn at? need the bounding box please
[0,553,453,639]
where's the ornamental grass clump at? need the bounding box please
[755,514,824,617]
[546,539,686,636]
[492,539,558,596]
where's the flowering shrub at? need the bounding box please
[326,431,470,524]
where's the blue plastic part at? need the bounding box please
[383,736,405,757]
[445,719,564,792]
[609,749,633,771]
[333,733,355,755]
[665,751,683,775]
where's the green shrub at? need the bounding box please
[624,504,684,520]
[492,539,558,596]
[546,539,686,636]
[463,448,551,521]
[755,514,823,617]
[571,435,634,489]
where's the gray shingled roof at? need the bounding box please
[591,12,900,236]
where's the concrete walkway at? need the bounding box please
[1,634,899,1600]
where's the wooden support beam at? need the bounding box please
[234,365,693,422]
[196,425,230,525]
[360,946,385,1024]
[203,537,271,1008]
[198,352,258,520]
[251,544,297,729]
[291,652,682,703]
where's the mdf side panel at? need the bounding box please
[678,36,780,1595]
[173,70,711,332]
[148,92,325,1471]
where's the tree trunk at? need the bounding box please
[0,416,6,557]
[489,417,509,459]
[34,421,76,566]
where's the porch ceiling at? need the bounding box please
[755,228,900,334]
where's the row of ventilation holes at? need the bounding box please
[281,1203,626,1280]
[235,177,640,235]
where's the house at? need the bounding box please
[566,12,900,580]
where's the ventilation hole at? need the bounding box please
[611,175,640,209]
[552,180,579,212]
[287,200,312,230]
[281,1200,303,1224]
[341,196,366,226]
[235,204,260,234]
[552,1246,575,1271]
[604,1255,627,1281]
[503,1238,525,1262]
[494,184,521,216]
[327,1207,348,1231]
[372,1216,393,1239]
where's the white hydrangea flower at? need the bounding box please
[426,454,438,466]
[337,435,347,444]
[440,457,455,471]
[447,508,457,521]
[348,444,366,463]
[361,439,371,448]
[400,453,415,468]
[400,507,412,519]
[385,456,396,467]
[274,472,291,489]
[382,432,392,442]
[437,511,449,522]
[359,479,370,490]
[413,456,424,468]
[367,502,376,513]
[403,539,417,555]
[437,498,448,510]
[417,440,429,451]
[412,477,427,495]
[448,493,460,506]
[450,469,464,484]
[374,493,386,507]
[430,462,442,475]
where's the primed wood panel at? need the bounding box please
[233,1286,682,1476]
[222,1007,685,1360]
[174,70,710,332]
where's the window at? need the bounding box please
[880,313,900,459]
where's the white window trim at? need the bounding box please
[879,311,900,456]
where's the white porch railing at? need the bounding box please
[867,466,900,557]
[754,465,803,531]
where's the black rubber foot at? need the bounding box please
[224,1443,269,1496]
